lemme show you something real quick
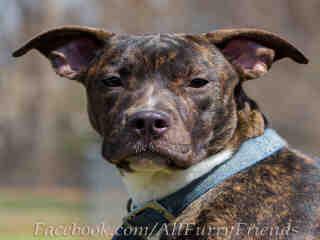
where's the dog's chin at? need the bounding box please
[104,140,195,171]
[114,148,194,173]
[125,152,172,173]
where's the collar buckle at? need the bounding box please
[123,200,175,224]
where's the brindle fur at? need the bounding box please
[161,149,320,240]
[13,26,319,239]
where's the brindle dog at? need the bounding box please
[13,26,320,239]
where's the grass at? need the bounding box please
[0,187,112,240]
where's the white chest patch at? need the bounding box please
[121,149,234,206]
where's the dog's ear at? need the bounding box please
[12,26,114,81]
[205,29,308,81]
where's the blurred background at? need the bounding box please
[0,0,319,239]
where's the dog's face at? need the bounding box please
[13,26,307,172]
[87,34,239,170]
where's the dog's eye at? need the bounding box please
[101,76,122,87]
[188,78,209,88]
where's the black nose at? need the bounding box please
[128,111,170,138]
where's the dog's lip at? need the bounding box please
[111,142,192,168]
[125,151,171,170]
[118,149,167,165]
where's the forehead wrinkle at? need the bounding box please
[136,34,192,72]
[102,34,220,80]
[101,36,154,72]
[120,38,150,67]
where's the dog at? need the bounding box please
[13,26,320,239]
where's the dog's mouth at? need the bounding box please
[124,152,174,172]
[102,139,194,172]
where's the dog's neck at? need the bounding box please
[121,149,234,206]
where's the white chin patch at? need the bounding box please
[121,149,234,206]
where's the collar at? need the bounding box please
[112,129,287,240]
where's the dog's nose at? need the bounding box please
[128,111,170,138]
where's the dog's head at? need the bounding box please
[13,26,308,172]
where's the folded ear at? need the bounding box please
[204,28,308,81]
[12,26,114,81]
